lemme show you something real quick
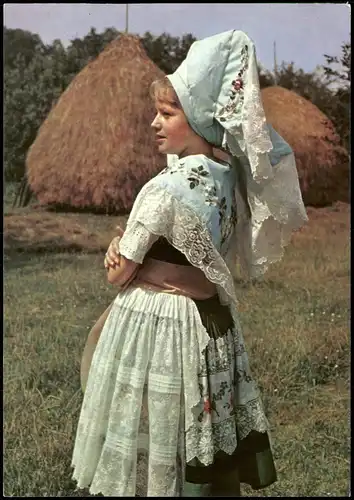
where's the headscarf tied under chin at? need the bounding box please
[166,30,308,279]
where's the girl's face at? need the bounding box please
[151,99,197,158]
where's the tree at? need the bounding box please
[4,27,120,184]
[65,27,119,77]
[140,31,196,74]
[4,47,68,181]
[323,42,350,87]
[322,42,350,151]
[258,64,274,89]
[4,27,46,69]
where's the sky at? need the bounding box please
[3,3,351,73]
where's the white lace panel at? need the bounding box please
[232,152,309,279]
[119,182,238,305]
[71,288,270,496]
[240,79,274,180]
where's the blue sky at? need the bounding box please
[4,3,350,73]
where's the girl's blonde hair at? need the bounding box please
[150,77,182,109]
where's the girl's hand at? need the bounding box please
[104,227,125,269]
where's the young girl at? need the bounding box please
[71,30,308,497]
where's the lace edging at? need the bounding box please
[186,398,270,466]
[125,182,238,305]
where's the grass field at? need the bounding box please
[4,196,350,497]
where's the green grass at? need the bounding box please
[4,181,19,211]
[4,206,350,497]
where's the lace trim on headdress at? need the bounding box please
[215,42,308,279]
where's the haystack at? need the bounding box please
[261,86,349,207]
[27,35,166,213]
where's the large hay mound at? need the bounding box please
[261,86,349,207]
[27,35,166,214]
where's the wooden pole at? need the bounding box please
[125,4,129,33]
[273,40,278,85]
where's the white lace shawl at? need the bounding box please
[119,176,237,307]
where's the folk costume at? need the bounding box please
[71,30,308,497]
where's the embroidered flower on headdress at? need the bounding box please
[232,78,243,92]
[218,44,249,122]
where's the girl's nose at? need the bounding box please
[151,114,160,129]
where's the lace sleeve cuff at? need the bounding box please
[119,222,159,264]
